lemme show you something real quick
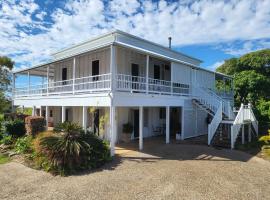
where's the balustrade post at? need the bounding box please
[28,71,30,96]
[171,63,173,95]
[47,66,49,96]
[12,73,15,112]
[72,58,76,94]
[146,55,149,94]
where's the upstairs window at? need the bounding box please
[62,68,67,85]
[92,60,99,81]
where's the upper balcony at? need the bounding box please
[12,45,233,101]
[13,73,190,98]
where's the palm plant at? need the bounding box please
[40,122,110,175]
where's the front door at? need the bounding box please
[133,110,139,138]
[94,109,99,135]
[131,64,139,90]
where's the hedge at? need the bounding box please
[4,113,29,121]
[25,116,46,136]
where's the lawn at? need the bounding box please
[0,153,10,164]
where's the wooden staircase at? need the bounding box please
[192,87,258,149]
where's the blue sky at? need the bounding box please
[1,0,270,74]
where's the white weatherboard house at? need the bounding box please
[12,30,258,155]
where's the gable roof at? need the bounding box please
[13,30,231,78]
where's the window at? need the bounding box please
[49,110,53,117]
[154,65,160,79]
[62,68,67,85]
[159,108,166,119]
[92,60,99,81]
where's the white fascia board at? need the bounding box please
[113,92,188,107]
[14,93,111,107]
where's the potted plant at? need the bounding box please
[121,123,133,143]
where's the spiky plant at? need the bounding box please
[40,122,111,175]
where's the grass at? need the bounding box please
[0,153,10,164]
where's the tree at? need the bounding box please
[0,56,14,113]
[216,49,270,127]
[234,70,270,106]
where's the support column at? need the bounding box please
[181,107,184,140]
[110,45,116,92]
[242,124,245,144]
[62,106,66,123]
[28,71,30,96]
[72,58,76,94]
[32,106,36,116]
[110,106,116,156]
[171,64,173,95]
[248,123,251,142]
[82,106,87,131]
[47,66,49,96]
[45,106,49,129]
[12,73,15,112]
[139,106,143,150]
[39,106,42,117]
[146,55,149,94]
[166,106,170,144]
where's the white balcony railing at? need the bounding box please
[14,73,190,98]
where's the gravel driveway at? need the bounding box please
[1,140,270,200]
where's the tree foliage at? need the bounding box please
[216,49,270,125]
[0,56,14,91]
[0,56,14,113]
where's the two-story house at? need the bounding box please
[12,30,258,155]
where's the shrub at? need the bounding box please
[14,136,33,154]
[3,119,26,137]
[259,130,270,145]
[53,121,84,134]
[39,122,111,175]
[4,113,29,121]
[32,131,54,172]
[25,116,45,136]
[32,131,54,154]
[0,134,13,145]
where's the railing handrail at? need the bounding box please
[231,104,259,148]
[15,73,191,98]
[208,102,223,145]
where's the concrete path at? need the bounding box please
[1,142,270,200]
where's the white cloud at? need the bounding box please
[0,0,270,70]
[208,61,225,71]
[221,40,270,56]
[35,11,46,20]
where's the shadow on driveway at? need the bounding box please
[116,136,256,163]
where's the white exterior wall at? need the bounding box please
[53,48,110,82]
[116,46,146,76]
[171,62,191,85]
[183,100,208,139]
[117,107,170,141]
[196,70,215,89]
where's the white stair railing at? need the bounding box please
[230,103,258,148]
[192,87,221,114]
[247,104,259,136]
[208,102,223,145]
[231,104,244,149]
